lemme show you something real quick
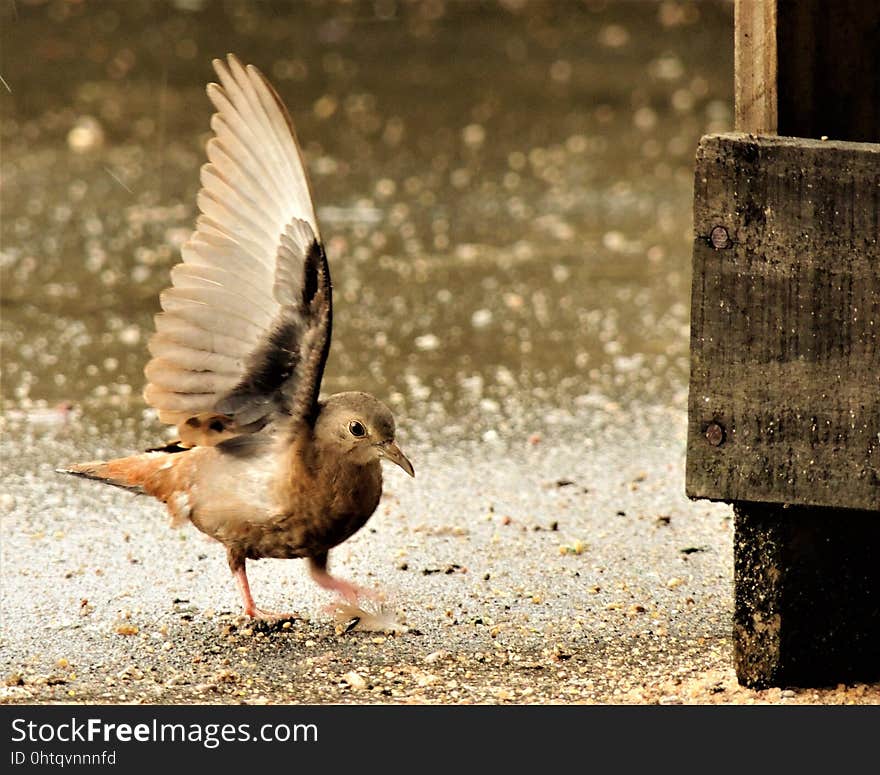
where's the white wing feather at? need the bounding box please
[144,54,321,432]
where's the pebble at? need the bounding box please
[343,671,367,690]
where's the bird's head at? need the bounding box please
[316,391,415,477]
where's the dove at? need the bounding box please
[59,54,414,621]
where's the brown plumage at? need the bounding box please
[59,55,414,620]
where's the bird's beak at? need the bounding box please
[377,440,415,477]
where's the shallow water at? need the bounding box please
[1,0,733,447]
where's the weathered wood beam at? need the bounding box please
[689,133,880,688]
[687,133,880,512]
[735,0,777,133]
[692,0,880,688]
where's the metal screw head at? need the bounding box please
[705,422,725,447]
[710,226,731,249]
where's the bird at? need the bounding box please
[58,54,414,621]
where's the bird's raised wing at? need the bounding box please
[143,54,332,447]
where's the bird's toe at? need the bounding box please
[246,606,298,623]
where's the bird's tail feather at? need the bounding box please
[57,462,147,494]
[56,454,171,496]
[58,452,193,528]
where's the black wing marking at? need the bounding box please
[215,226,332,428]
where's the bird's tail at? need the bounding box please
[58,450,194,528]
[57,452,176,496]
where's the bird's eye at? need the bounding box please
[348,421,366,438]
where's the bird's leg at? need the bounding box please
[308,552,378,606]
[228,550,295,622]
[232,563,261,617]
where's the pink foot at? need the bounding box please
[308,561,379,606]
[233,565,295,622]
[244,605,297,622]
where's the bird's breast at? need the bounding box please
[184,443,384,561]
[276,457,383,554]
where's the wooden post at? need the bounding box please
[687,0,880,688]
[734,0,777,133]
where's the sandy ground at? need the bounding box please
[2,404,878,706]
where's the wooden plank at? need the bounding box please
[734,0,777,134]
[686,133,880,512]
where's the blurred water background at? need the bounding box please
[1,0,733,447]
